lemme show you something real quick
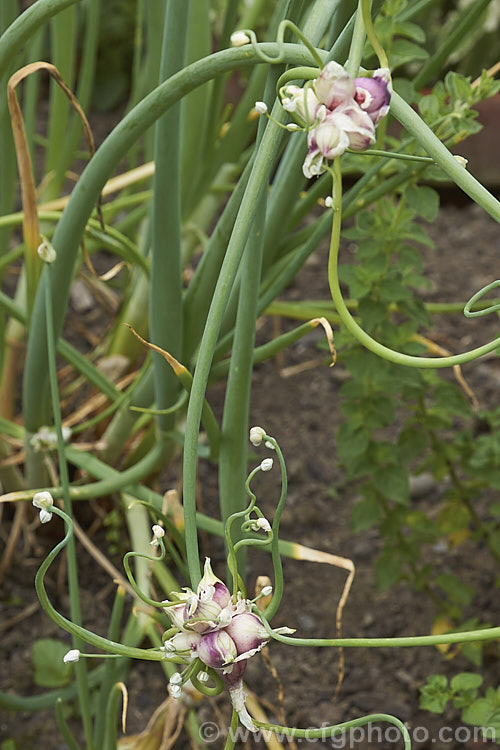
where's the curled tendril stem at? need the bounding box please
[190,667,225,697]
[224,433,288,617]
[464,280,500,318]
[261,434,287,622]
[327,158,500,368]
[225,465,262,598]
[276,66,320,91]
[122,538,171,609]
[34,507,176,662]
[241,21,324,69]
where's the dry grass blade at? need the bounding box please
[280,357,328,378]
[160,703,187,750]
[0,503,26,583]
[0,600,39,634]
[277,316,336,377]
[472,60,500,86]
[289,542,355,699]
[70,518,134,596]
[8,62,103,278]
[8,66,41,268]
[412,333,480,410]
[39,162,155,212]
[245,689,287,750]
[63,369,137,428]
[117,696,187,750]
[310,317,337,366]
[82,238,127,280]
[117,682,129,733]
[163,489,185,532]
[0,449,25,468]
[126,325,187,377]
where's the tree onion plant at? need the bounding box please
[1,0,500,747]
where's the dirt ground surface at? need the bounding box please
[1,200,500,750]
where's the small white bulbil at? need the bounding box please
[33,491,54,523]
[260,585,273,597]
[197,670,209,683]
[39,509,52,524]
[63,649,80,663]
[150,524,165,545]
[264,440,275,449]
[31,426,72,452]
[453,155,468,168]
[325,196,333,208]
[170,672,183,685]
[253,517,271,533]
[285,123,301,132]
[170,684,182,699]
[281,84,321,124]
[260,458,273,472]
[37,238,56,264]
[249,426,265,446]
[254,101,268,115]
[230,30,250,47]
[163,631,200,662]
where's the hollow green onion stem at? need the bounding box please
[0,0,80,80]
[260,610,500,648]
[122,539,170,609]
[262,435,288,621]
[360,0,388,69]
[327,158,500,368]
[254,714,410,748]
[24,41,327,437]
[44,264,93,749]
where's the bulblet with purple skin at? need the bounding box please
[197,629,237,670]
[161,560,293,733]
[225,613,269,657]
[354,68,392,124]
[166,558,233,633]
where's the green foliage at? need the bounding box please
[335,60,500,622]
[418,70,500,150]
[462,687,500,737]
[419,672,483,713]
[370,0,429,70]
[420,672,500,740]
[31,639,73,688]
